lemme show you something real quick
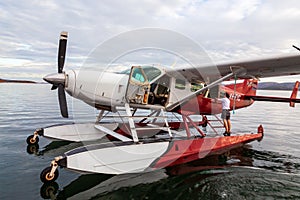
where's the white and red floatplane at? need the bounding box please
[26,32,300,183]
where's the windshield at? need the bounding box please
[118,66,162,82]
[141,66,162,82]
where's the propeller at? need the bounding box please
[57,32,68,118]
[43,31,69,118]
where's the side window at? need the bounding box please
[132,68,146,83]
[175,79,185,90]
[191,82,204,92]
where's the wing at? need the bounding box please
[166,53,300,82]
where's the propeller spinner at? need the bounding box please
[43,31,69,118]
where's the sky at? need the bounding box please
[1,0,300,82]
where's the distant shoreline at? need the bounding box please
[258,82,298,90]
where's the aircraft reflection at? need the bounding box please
[40,146,254,199]
[26,141,81,156]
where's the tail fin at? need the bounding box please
[290,81,299,107]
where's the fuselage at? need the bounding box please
[62,65,257,115]
[176,79,257,115]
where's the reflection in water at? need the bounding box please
[26,144,39,155]
[26,141,81,156]
[40,171,166,199]
[40,182,59,199]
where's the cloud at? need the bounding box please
[1,0,300,81]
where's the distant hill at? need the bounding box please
[0,78,37,84]
[258,82,298,90]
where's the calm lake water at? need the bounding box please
[1,83,300,199]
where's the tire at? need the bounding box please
[26,135,39,145]
[40,166,59,183]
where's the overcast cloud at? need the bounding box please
[1,0,300,81]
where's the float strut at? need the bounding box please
[182,115,191,138]
[49,156,62,178]
[32,131,39,142]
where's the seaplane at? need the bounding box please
[30,32,300,183]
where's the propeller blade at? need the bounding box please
[58,31,68,73]
[58,84,68,118]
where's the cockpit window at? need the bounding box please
[119,66,162,82]
[141,66,162,82]
[131,67,146,83]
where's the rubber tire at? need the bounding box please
[26,135,39,145]
[40,166,59,183]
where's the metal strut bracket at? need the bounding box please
[96,110,105,124]
[125,103,139,142]
[31,131,39,142]
[49,156,63,178]
[161,108,172,138]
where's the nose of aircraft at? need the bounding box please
[43,73,65,85]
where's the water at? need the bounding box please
[1,84,300,199]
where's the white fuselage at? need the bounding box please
[63,66,199,112]
[65,69,128,110]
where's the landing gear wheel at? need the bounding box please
[26,135,39,145]
[40,166,59,183]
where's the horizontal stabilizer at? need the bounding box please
[246,95,300,103]
[246,81,300,107]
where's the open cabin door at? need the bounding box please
[126,66,150,105]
